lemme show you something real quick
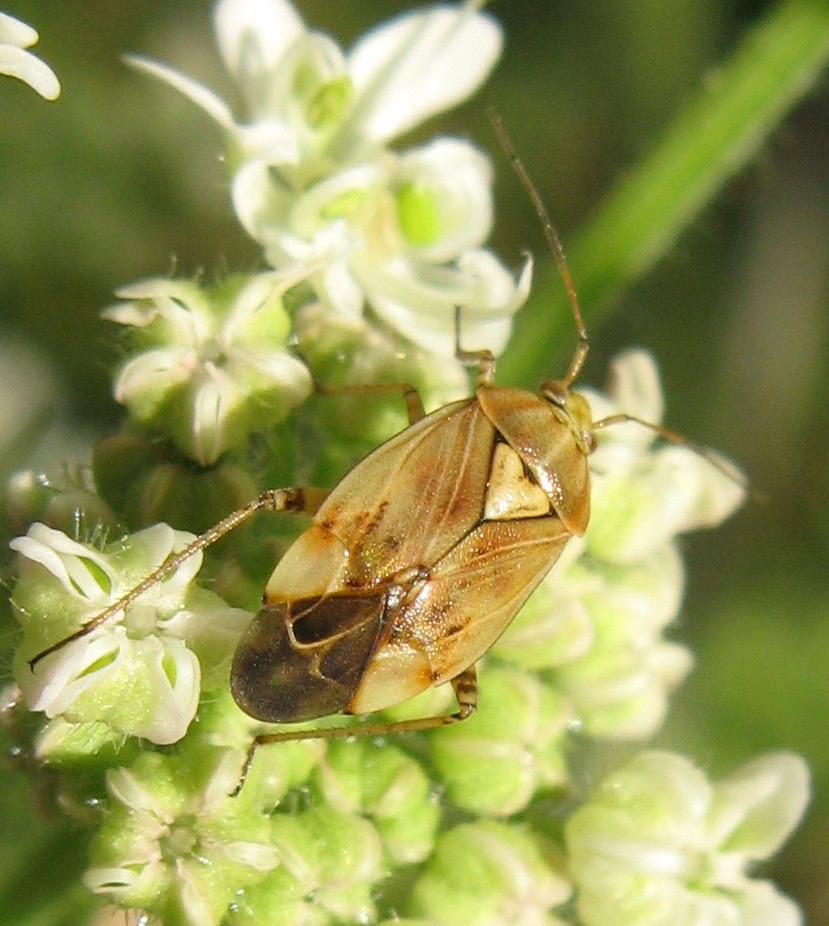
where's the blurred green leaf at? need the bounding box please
[503,0,829,384]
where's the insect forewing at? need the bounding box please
[266,398,496,598]
[349,515,571,713]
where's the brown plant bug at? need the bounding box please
[29,112,742,783]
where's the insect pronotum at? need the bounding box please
[29,112,739,782]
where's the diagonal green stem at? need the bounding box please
[501,0,829,383]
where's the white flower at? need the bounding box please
[11,522,251,745]
[234,136,532,356]
[566,750,810,926]
[128,0,502,170]
[85,750,279,926]
[128,1,530,357]
[0,12,59,99]
[103,272,312,466]
[583,348,747,563]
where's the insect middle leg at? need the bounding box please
[231,666,479,794]
[29,486,330,669]
[314,380,426,424]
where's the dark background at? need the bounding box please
[1,2,827,923]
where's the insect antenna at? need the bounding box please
[488,107,588,388]
[593,412,751,494]
[488,109,748,496]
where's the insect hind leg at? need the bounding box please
[230,666,478,796]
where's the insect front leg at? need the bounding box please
[230,666,479,795]
[28,486,330,669]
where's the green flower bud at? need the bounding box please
[312,739,440,864]
[268,804,385,923]
[93,433,261,534]
[229,867,327,926]
[409,820,571,926]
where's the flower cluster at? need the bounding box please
[566,750,810,926]
[3,3,810,926]
[102,273,313,466]
[128,0,530,389]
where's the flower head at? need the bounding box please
[410,820,571,925]
[103,272,312,466]
[129,0,502,172]
[85,749,279,926]
[583,349,747,562]
[11,522,251,745]
[0,12,60,99]
[566,751,811,926]
[128,1,531,358]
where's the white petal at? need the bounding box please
[107,765,167,817]
[174,861,215,926]
[105,279,214,344]
[346,5,502,144]
[395,137,494,260]
[11,524,115,602]
[124,54,234,129]
[666,446,747,533]
[139,638,200,744]
[707,752,810,860]
[0,45,60,99]
[214,0,305,89]
[457,248,534,313]
[25,632,121,714]
[231,119,299,164]
[364,249,530,357]
[737,880,804,926]
[313,251,364,319]
[587,348,665,436]
[231,157,294,241]
[118,537,194,611]
[190,368,244,465]
[228,346,311,391]
[222,840,280,872]
[223,268,320,344]
[112,348,195,409]
[0,12,39,47]
[114,277,206,304]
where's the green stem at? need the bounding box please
[501,0,829,383]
